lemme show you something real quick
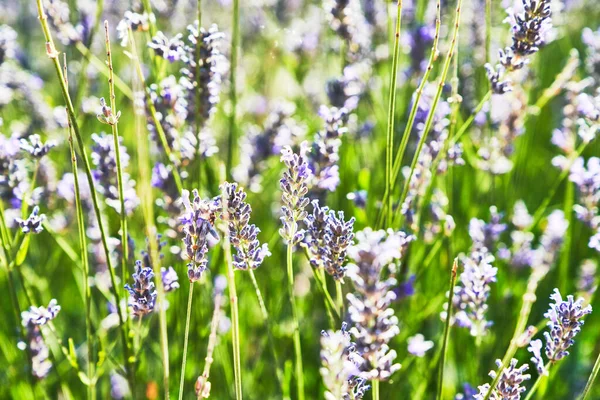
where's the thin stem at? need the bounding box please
[395,0,462,227]
[128,29,184,194]
[372,379,380,400]
[179,283,195,400]
[195,0,203,191]
[74,42,134,100]
[64,58,95,400]
[128,27,171,399]
[523,362,552,400]
[196,285,225,399]
[221,180,243,399]
[436,259,458,400]
[247,269,284,392]
[335,280,344,316]
[377,0,441,228]
[34,0,134,390]
[287,243,305,400]
[384,0,403,225]
[482,271,543,400]
[227,0,240,177]
[580,350,600,399]
[104,20,129,309]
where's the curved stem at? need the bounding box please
[580,350,600,399]
[383,0,404,225]
[287,243,305,400]
[437,259,458,400]
[178,283,195,400]
[247,269,284,392]
[227,0,240,177]
[104,20,129,312]
[34,0,133,390]
[395,0,462,227]
[523,362,552,400]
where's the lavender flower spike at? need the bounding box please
[161,266,180,292]
[346,228,414,381]
[305,200,355,280]
[16,206,46,234]
[543,288,592,362]
[221,182,270,270]
[21,299,61,326]
[279,143,312,245]
[320,322,369,400]
[19,134,55,158]
[180,189,221,282]
[474,359,530,400]
[125,260,158,317]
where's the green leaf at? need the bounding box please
[14,235,30,267]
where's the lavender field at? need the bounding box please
[1,0,600,398]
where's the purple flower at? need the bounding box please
[110,372,131,399]
[161,266,180,293]
[447,251,497,337]
[407,334,434,357]
[305,200,355,279]
[475,359,530,400]
[180,189,221,282]
[320,323,369,400]
[149,32,186,62]
[279,144,312,245]
[19,134,55,158]
[16,206,45,234]
[21,299,61,326]
[543,289,592,362]
[220,182,270,270]
[346,228,413,381]
[125,260,157,317]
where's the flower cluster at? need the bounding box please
[320,323,370,400]
[125,260,158,317]
[485,0,552,93]
[44,0,89,45]
[326,61,371,112]
[19,134,55,158]
[447,251,498,337]
[307,106,348,194]
[528,289,592,374]
[149,22,225,132]
[474,359,530,400]
[305,200,355,280]
[279,144,312,245]
[220,182,270,270]
[20,300,61,379]
[161,266,180,292]
[407,334,434,357]
[0,24,18,65]
[180,189,221,282]
[234,101,306,191]
[346,228,414,380]
[324,0,372,61]
[582,27,600,82]
[116,11,151,47]
[90,132,139,215]
[16,206,46,234]
[569,157,600,227]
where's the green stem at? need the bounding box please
[384,0,404,226]
[104,20,130,313]
[287,243,305,400]
[128,28,184,194]
[195,0,203,191]
[372,379,380,400]
[67,111,95,399]
[34,0,134,391]
[436,259,458,400]
[335,280,344,316]
[482,271,542,400]
[523,362,552,400]
[227,0,240,177]
[378,0,441,228]
[178,283,195,400]
[395,0,462,227]
[247,269,284,392]
[580,350,600,399]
